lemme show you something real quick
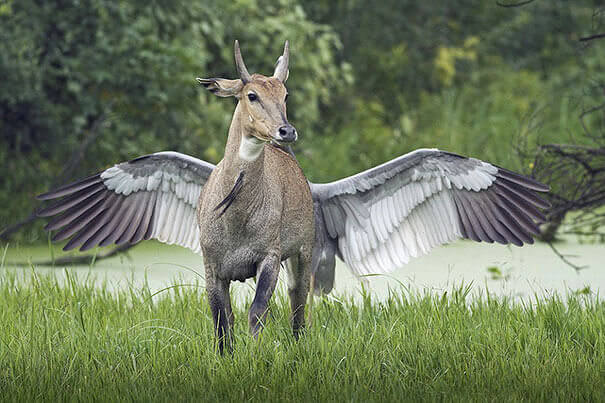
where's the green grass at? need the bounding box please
[0,270,604,402]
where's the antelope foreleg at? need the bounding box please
[307,272,315,328]
[249,254,280,338]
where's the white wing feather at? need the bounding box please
[312,149,548,276]
[38,151,214,254]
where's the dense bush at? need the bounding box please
[1,0,602,241]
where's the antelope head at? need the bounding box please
[197,41,296,155]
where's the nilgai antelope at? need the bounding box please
[38,40,550,352]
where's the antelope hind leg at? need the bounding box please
[249,253,280,338]
[287,250,311,339]
[205,263,232,354]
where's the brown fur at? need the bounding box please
[197,58,314,353]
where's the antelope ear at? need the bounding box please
[196,78,243,97]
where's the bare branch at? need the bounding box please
[57,111,110,184]
[547,242,587,272]
[0,211,38,241]
[579,33,605,42]
[6,244,135,267]
[496,0,535,8]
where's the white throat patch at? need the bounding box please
[239,135,265,162]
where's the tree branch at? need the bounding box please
[0,211,38,241]
[547,242,587,272]
[579,33,605,42]
[7,244,135,267]
[56,112,109,184]
[496,0,535,8]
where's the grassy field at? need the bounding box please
[0,270,604,402]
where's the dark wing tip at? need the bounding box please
[495,167,550,192]
[36,173,103,201]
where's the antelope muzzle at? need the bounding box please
[276,124,298,143]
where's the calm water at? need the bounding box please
[2,238,604,304]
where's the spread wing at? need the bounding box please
[311,148,550,277]
[37,151,215,254]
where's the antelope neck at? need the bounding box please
[239,135,265,162]
[221,103,266,189]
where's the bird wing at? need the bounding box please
[37,151,215,254]
[310,148,550,276]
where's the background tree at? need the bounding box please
[1,0,603,245]
[0,0,346,242]
[529,4,605,244]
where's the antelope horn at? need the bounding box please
[273,40,289,82]
[234,40,252,84]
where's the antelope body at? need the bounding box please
[197,42,313,351]
[37,40,551,355]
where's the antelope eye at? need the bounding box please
[247,93,258,102]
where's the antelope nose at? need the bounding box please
[277,125,297,143]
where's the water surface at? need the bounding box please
[2,238,604,304]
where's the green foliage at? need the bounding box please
[486,266,511,281]
[1,0,603,239]
[0,270,604,400]
[300,0,602,182]
[0,0,345,240]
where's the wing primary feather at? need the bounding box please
[67,192,123,250]
[452,192,480,242]
[64,209,112,251]
[36,174,103,200]
[495,177,551,209]
[455,206,469,239]
[80,193,126,251]
[482,192,524,246]
[116,191,152,245]
[97,197,137,247]
[491,191,541,236]
[485,192,532,244]
[460,192,494,243]
[37,184,105,217]
[495,168,549,192]
[44,189,108,231]
[462,192,500,243]
[459,194,492,242]
[105,193,143,246]
[468,195,508,244]
[492,183,547,223]
[52,196,107,243]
